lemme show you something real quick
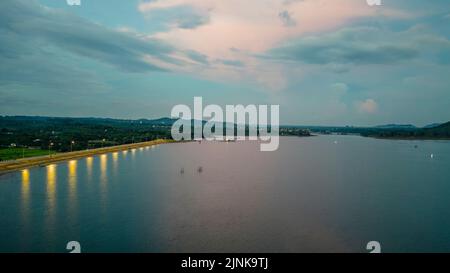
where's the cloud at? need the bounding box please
[0,0,212,116]
[218,59,245,67]
[331,83,349,94]
[283,0,305,5]
[0,0,180,73]
[139,0,403,58]
[278,10,296,27]
[136,0,412,93]
[357,99,378,114]
[176,13,210,29]
[141,3,210,30]
[267,27,422,65]
[185,50,209,64]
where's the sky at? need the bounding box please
[0,0,449,126]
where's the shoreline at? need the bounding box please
[0,139,175,175]
[366,136,450,141]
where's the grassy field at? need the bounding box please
[0,148,56,161]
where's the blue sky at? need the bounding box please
[0,0,449,126]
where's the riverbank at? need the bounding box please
[0,139,175,174]
[367,136,450,141]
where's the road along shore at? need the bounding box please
[0,139,175,174]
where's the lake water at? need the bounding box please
[1,135,450,253]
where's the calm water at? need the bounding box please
[1,135,450,253]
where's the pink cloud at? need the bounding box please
[138,0,410,91]
[357,99,378,113]
[139,0,407,56]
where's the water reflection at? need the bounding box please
[100,154,108,209]
[112,152,119,173]
[86,156,93,179]
[1,136,450,253]
[68,160,78,217]
[100,154,108,183]
[21,169,30,206]
[21,169,30,226]
[68,160,77,194]
[46,164,57,226]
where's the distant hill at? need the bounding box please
[1,116,449,145]
[423,123,443,129]
[423,121,450,136]
[136,117,177,126]
[375,124,417,129]
[0,116,178,127]
[363,121,450,139]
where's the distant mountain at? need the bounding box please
[375,124,417,129]
[363,121,450,139]
[423,123,443,129]
[424,121,450,135]
[0,116,178,126]
[436,121,450,128]
[136,117,177,125]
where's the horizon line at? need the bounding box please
[1,114,448,129]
